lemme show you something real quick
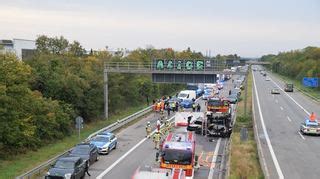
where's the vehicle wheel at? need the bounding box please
[107,147,110,154]
[95,154,99,161]
[114,142,117,149]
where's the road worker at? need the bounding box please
[310,112,316,121]
[153,131,162,149]
[145,121,152,138]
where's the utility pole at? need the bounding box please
[104,68,108,119]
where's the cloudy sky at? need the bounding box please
[1,0,319,57]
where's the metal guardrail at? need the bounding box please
[16,105,153,179]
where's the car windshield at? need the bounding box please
[92,136,109,142]
[71,145,90,155]
[178,93,188,98]
[162,149,192,165]
[54,160,75,169]
[208,99,221,106]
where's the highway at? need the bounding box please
[252,67,320,179]
[84,77,237,179]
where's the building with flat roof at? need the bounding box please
[0,38,36,60]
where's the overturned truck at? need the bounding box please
[187,111,233,138]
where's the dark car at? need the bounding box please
[68,143,98,167]
[45,156,86,179]
[226,94,238,104]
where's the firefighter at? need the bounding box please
[156,118,161,131]
[153,131,162,149]
[164,119,171,134]
[145,121,152,138]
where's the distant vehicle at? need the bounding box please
[271,88,280,94]
[202,89,213,100]
[300,119,320,135]
[231,89,241,98]
[284,83,294,92]
[226,94,238,104]
[178,90,196,101]
[187,84,203,97]
[68,143,98,166]
[180,99,194,108]
[265,77,270,81]
[45,156,86,179]
[90,132,117,154]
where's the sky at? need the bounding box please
[1,0,319,57]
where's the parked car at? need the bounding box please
[226,94,238,104]
[45,156,86,179]
[68,143,98,167]
[90,132,117,154]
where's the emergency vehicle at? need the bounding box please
[159,132,197,177]
[206,97,230,113]
[132,167,186,179]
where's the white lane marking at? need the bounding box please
[208,138,221,179]
[275,99,278,103]
[96,115,175,179]
[252,72,284,179]
[269,77,310,115]
[252,93,270,179]
[287,116,292,122]
[280,106,284,111]
[298,132,306,140]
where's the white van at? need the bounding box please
[178,90,196,101]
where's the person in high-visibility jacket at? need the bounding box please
[153,131,162,149]
[310,112,316,121]
[156,102,161,112]
[145,121,152,138]
[192,103,196,112]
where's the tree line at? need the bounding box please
[0,35,204,157]
[261,46,320,88]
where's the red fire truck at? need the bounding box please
[159,132,197,177]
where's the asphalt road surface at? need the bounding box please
[84,76,237,179]
[252,67,320,179]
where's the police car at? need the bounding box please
[300,119,320,135]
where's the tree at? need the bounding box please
[69,41,86,57]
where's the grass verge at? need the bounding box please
[0,104,148,179]
[270,71,320,101]
[229,70,264,179]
